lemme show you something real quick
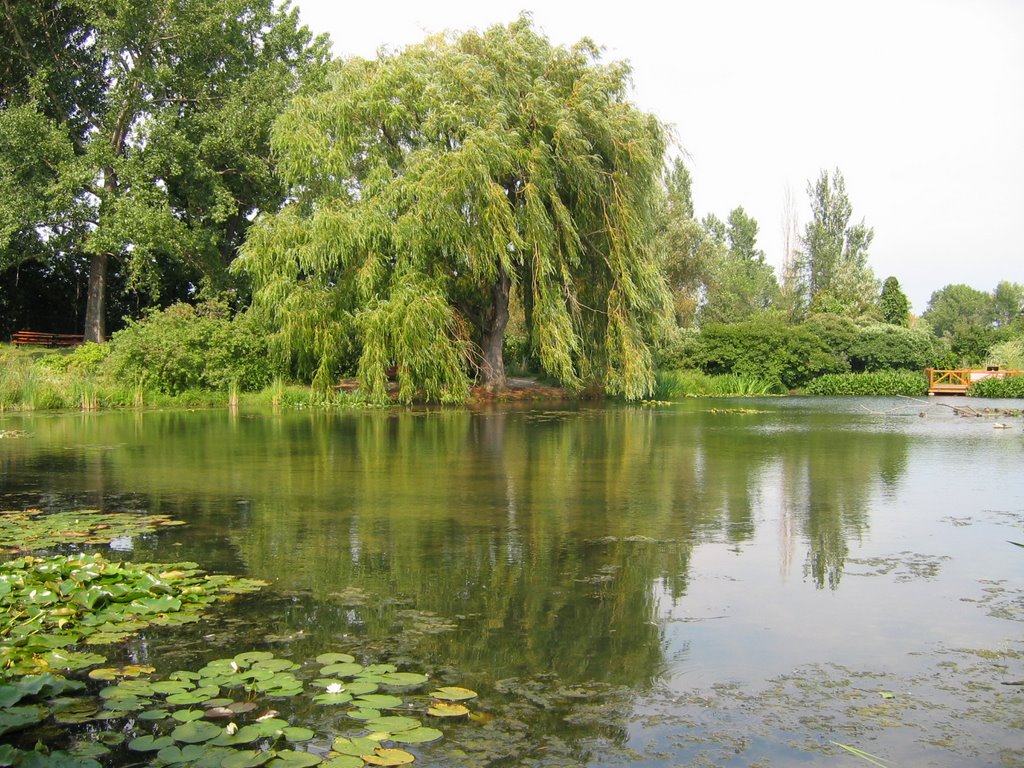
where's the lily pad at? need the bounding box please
[378,673,429,687]
[426,702,470,718]
[389,727,443,744]
[128,735,175,752]
[221,750,274,768]
[365,715,421,733]
[156,744,210,765]
[429,687,477,701]
[312,692,353,706]
[354,694,402,709]
[173,709,206,722]
[331,738,381,757]
[346,708,381,721]
[283,726,315,742]
[320,662,364,677]
[171,719,224,743]
[361,749,415,766]
[267,750,322,768]
[316,653,356,665]
[322,757,364,768]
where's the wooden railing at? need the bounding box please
[926,368,1024,394]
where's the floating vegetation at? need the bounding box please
[845,551,951,582]
[0,430,31,439]
[0,553,267,677]
[0,508,187,553]
[705,407,768,415]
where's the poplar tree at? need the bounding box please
[238,18,670,402]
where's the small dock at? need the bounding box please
[926,368,1024,395]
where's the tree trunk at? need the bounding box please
[480,263,511,390]
[84,251,108,342]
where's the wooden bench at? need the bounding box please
[11,330,85,347]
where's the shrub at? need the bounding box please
[847,323,949,372]
[654,369,779,399]
[804,371,928,396]
[653,326,701,370]
[968,375,1024,399]
[106,301,282,395]
[689,320,846,390]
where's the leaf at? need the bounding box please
[365,716,420,733]
[361,749,415,766]
[320,662,364,677]
[389,727,443,744]
[331,737,380,756]
[282,727,315,742]
[378,673,428,687]
[315,653,355,665]
[429,687,477,701]
[427,702,470,717]
[171,719,224,743]
[354,694,402,709]
[312,692,353,706]
[266,751,322,768]
[128,735,175,752]
[322,757,364,768]
[221,750,274,768]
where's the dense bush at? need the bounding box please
[847,323,950,371]
[804,371,928,396]
[688,320,846,390]
[106,302,281,394]
[652,326,700,370]
[654,369,779,398]
[968,375,1024,398]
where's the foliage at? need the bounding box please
[106,302,282,394]
[803,371,928,396]
[992,280,1024,328]
[986,337,1024,370]
[0,0,329,340]
[654,369,779,398]
[967,375,1024,399]
[847,323,949,372]
[798,169,877,318]
[0,508,184,554]
[922,283,994,338]
[879,276,910,326]
[698,207,779,325]
[652,326,701,370]
[239,17,670,401]
[687,320,846,390]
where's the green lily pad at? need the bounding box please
[139,708,171,720]
[365,716,420,733]
[355,694,402,709]
[156,744,209,765]
[171,719,224,743]
[209,724,262,746]
[267,751,322,768]
[234,651,275,665]
[361,749,415,766]
[128,735,175,752]
[251,658,298,672]
[315,653,355,665]
[221,749,274,768]
[330,738,380,757]
[173,709,206,722]
[343,681,379,696]
[320,662,364,677]
[322,757,364,768]
[282,727,315,742]
[389,727,443,744]
[312,692,353,706]
[41,649,106,671]
[361,664,398,676]
[378,673,429,687]
[429,686,477,701]
[346,708,381,721]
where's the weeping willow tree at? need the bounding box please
[236,17,670,402]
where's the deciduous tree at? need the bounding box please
[238,18,670,401]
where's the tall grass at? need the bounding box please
[655,369,778,399]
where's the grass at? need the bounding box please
[654,369,779,399]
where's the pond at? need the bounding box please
[1,398,1022,767]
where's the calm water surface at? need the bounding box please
[1,398,1022,766]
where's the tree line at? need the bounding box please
[3,7,1022,401]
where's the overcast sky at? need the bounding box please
[292,0,1023,313]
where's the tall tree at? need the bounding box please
[799,169,877,317]
[879,276,910,326]
[992,280,1024,328]
[239,18,670,401]
[922,283,994,337]
[0,0,327,340]
[699,206,779,324]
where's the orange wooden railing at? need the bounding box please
[926,368,1024,392]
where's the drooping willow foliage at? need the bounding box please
[236,16,671,402]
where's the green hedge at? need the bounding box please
[968,375,1024,398]
[804,370,928,396]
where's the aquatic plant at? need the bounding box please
[803,370,928,396]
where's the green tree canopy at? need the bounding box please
[0,0,327,340]
[699,206,779,325]
[879,276,910,326]
[237,17,670,401]
[922,283,994,338]
[799,168,877,317]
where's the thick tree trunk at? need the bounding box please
[480,264,511,390]
[84,251,108,342]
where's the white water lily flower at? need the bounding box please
[326,683,344,694]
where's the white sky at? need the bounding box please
[292,0,1024,313]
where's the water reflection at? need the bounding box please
[1,404,913,688]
